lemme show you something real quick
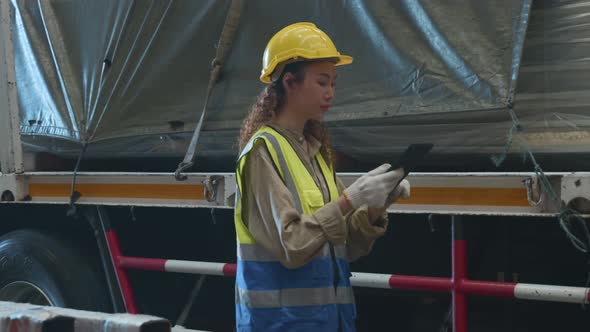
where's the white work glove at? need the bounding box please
[343,164,404,209]
[386,179,411,205]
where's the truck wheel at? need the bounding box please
[0,229,111,311]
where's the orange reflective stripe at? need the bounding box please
[398,187,529,207]
[29,183,206,200]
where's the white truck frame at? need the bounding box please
[1,2,589,332]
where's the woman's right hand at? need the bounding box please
[343,164,404,209]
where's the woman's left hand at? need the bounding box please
[368,180,411,225]
[387,179,410,205]
[368,206,388,226]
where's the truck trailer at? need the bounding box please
[1,0,590,331]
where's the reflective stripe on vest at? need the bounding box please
[238,242,347,262]
[234,126,354,318]
[236,286,354,308]
[235,127,339,244]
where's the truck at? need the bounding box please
[1,0,589,331]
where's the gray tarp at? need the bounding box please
[9,0,590,171]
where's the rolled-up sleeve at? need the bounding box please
[241,142,347,269]
[336,177,389,262]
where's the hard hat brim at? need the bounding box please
[260,54,353,84]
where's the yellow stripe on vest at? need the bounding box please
[234,126,338,245]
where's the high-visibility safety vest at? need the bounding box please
[234,126,356,332]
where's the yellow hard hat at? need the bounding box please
[260,22,353,84]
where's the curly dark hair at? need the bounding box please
[238,61,334,165]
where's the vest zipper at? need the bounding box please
[329,242,343,331]
[319,156,341,325]
[312,150,343,329]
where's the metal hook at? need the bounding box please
[204,175,223,202]
[523,176,543,207]
[174,161,194,181]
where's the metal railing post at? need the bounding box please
[452,215,468,332]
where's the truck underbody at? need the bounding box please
[1,0,590,331]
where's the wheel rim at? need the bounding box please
[0,281,54,306]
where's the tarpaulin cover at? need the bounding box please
[10,0,590,171]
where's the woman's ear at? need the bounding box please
[282,72,296,92]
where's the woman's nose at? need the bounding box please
[326,87,335,100]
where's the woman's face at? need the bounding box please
[286,61,337,122]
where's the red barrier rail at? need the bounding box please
[105,217,590,330]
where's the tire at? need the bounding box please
[0,229,111,311]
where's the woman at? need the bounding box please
[234,22,410,332]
